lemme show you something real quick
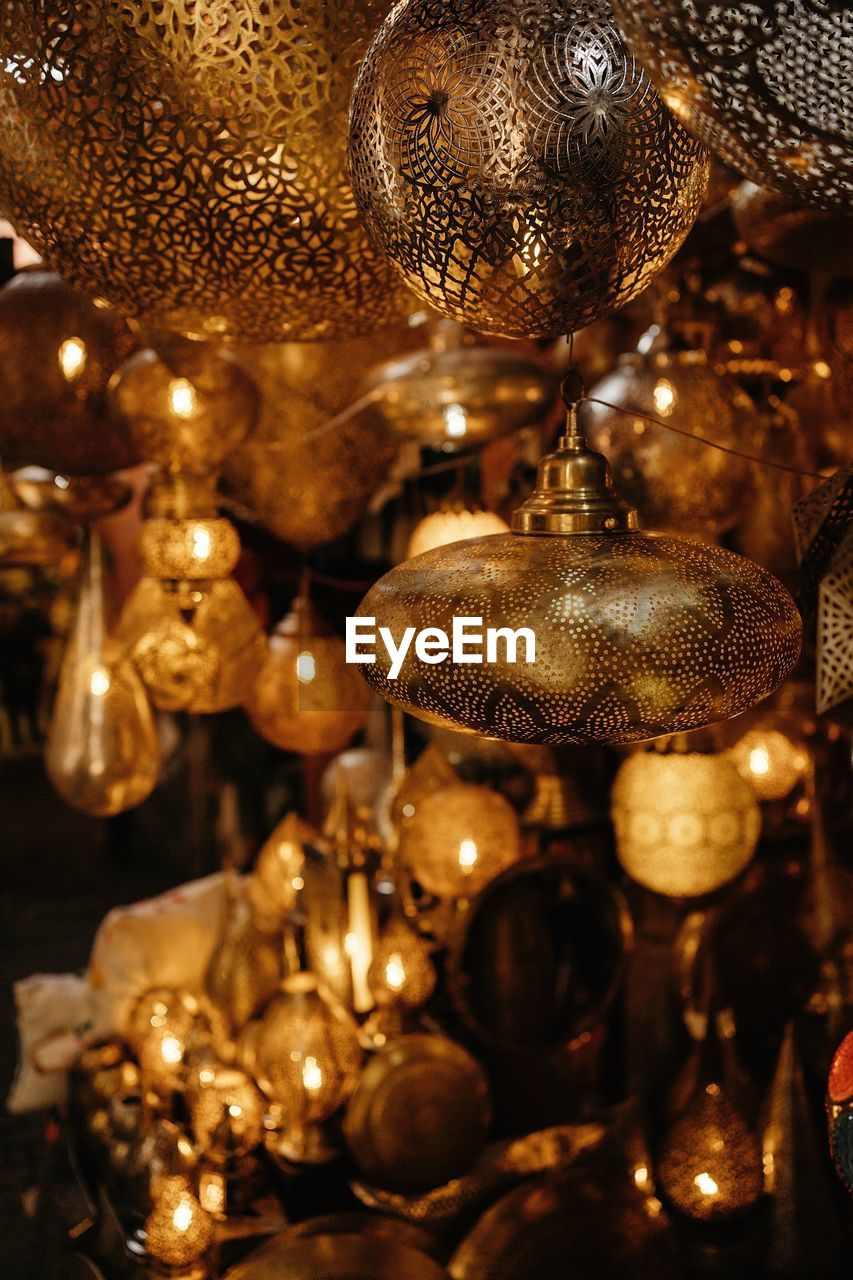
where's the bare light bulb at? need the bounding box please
[58,335,87,380]
[45,531,160,817]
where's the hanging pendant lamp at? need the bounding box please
[355,381,802,745]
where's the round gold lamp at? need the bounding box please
[0,269,138,474]
[0,2,406,341]
[355,407,802,746]
[248,595,371,756]
[611,750,761,900]
[401,783,524,901]
[349,0,708,339]
[611,1,853,211]
[583,334,755,538]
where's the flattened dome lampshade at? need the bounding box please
[349,0,709,339]
[369,325,558,450]
[0,270,138,474]
[356,407,802,746]
[0,1,406,341]
[610,1,853,211]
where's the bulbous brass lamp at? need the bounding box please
[0,269,138,474]
[0,1,405,341]
[349,0,708,339]
[611,0,853,211]
[355,397,802,746]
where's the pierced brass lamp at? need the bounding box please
[248,595,371,756]
[356,394,802,745]
[349,0,708,338]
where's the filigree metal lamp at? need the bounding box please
[0,2,405,340]
[349,0,709,339]
[611,0,853,211]
[356,386,802,746]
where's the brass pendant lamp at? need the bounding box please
[356,377,802,746]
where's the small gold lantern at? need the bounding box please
[401,783,524,900]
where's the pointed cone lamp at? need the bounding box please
[356,375,802,745]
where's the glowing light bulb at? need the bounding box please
[296,649,316,684]
[653,378,676,415]
[302,1055,323,1095]
[192,524,212,561]
[161,1035,184,1066]
[385,953,406,992]
[444,402,468,438]
[172,1199,193,1232]
[694,1171,719,1197]
[168,377,198,418]
[458,838,479,871]
[46,532,161,817]
[89,666,111,697]
[748,745,771,776]
[58,336,87,380]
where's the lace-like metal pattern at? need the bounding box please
[356,532,802,745]
[0,1,404,341]
[349,0,709,340]
[611,1,853,211]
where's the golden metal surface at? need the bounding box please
[732,181,853,277]
[109,344,259,475]
[611,1,852,211]
[611,751,761,899]
[118,577,265,714]
[401,783,524,900]
[448,858,628,1053]
[371,335,557,448]
[350,0,708,339]
[247,597,371,755]
[343,1034,491,1192]
[356,526,802,746]
[0,3,406,341]
[45,532,160,818]
[512,423,638,534]
[0,269,138,474]
[227,1233,449,1280]
[12,469,133,521]
[583,347,755,538]
[223,333,416,550]
[137,517,241,582]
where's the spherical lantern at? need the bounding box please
[0,2,407,341]
[349,0,709,339]
[247,596,371,756]
[222,333,414,549]
[611,751,761,898]
[355,421,802,746]
[725,728,809,803]
[0,269,138,473]
[118,578,265,714]
[731,181,853,278]
[367,917,437,1014]
[109,345,259,476]
[407,504,509,560]
[401,783,523,899]
[611,1,853,211]
[370,329,557,449]
[583,341,755,537]
[256,973,362,1163]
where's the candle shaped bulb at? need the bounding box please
[45,529,160,816]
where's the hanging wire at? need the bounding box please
[580,395,826,481]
